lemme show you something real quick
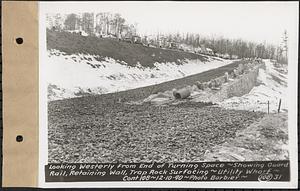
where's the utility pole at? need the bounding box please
[282,30,288,63]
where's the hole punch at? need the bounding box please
[16,37,23,44]
[16,135,23,142]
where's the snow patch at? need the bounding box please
[47,50,234,101]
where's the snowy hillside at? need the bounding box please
[218,59,288,113]
[47,49,234,101]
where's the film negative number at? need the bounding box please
[258,173,273,181]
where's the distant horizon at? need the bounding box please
[42,1,298,46]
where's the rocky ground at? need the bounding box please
[204,113,288,161]
[49,101,263,163]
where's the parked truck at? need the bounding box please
[122,35,142,44]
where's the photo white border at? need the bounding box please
[38,1,299,188]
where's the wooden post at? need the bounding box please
[278,99,282,113]
[267,101,269,114]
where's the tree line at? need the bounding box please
[46,12,288,62]
[145,32,287,61]
[47,12,137,38]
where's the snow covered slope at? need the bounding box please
[218,60,288,113]
[47,50,234,101]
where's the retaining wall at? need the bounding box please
[210,64,264,102]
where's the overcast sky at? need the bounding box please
[41,1,299,45]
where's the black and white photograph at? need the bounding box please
[39,1,298,187]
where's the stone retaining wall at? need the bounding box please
[210,64,264,102]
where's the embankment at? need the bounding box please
[47,29,211,68]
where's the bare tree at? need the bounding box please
[64,13,78,30]
[81,12,94,35]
